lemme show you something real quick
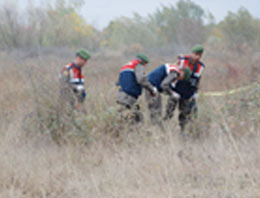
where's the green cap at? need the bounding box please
[77,48,91,60]
[191,44,204,54]
[137,53,149,63]
[182,67,192,81]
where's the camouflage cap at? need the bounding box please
[137,53,149,63]
[191,44,204,54]
[77,49,91,60]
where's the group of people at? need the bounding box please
[59,44,205,131]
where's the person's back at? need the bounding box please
[148,63,182,92]
[119,59,143,99]
[148,64,168,92]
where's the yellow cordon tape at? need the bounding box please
[200,83,260,97]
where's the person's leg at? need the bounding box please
[145,90,162,125]
[163,97,178,121]
[116,91,140,124]
[178,99,195,131]
[190,98,198,118]
[132,103,144,124]
[117,103,130,122]
[153,94,164,130]
[156,94,162,119]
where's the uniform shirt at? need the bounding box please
[60,62,86,103]
[148,63,180,94]
[172,55,205,100]
[119,59,154,99]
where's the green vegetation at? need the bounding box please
[1,0,260,55]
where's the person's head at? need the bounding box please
[75,49,91,67]
[191,44,204,63]
[179,67,192,81]
[137,53,149,65]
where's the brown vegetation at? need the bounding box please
[0,48,259,197]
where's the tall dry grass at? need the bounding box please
[0,50,259,197]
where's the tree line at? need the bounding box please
[0,0,259,55]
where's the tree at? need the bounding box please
[0,0,100,50]
[148,0,207,52]
[0,3,24,48]
[218,8,260,51]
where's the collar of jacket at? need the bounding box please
[71,62,81,70]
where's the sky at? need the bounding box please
[80,0,260,29]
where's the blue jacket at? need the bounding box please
[119,60,143,99]
[148,65,167,92]
[148,64,179,92]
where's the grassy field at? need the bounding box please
[0,50,259,197]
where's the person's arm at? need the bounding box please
[59,68,73,93]
[160,71,179,96]
[135,64,155,93]
[59,67,70,82]
[191,63,204,91]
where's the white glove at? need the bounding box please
[75,85,85,92]
[171,91,180,100]
[151,87,158,97]
[192,93,198,100]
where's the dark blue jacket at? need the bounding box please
[119,60,143,99]
[148,65,167,92]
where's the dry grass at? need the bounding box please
[0,51,259,197]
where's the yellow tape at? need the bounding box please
[200,83,260,97]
